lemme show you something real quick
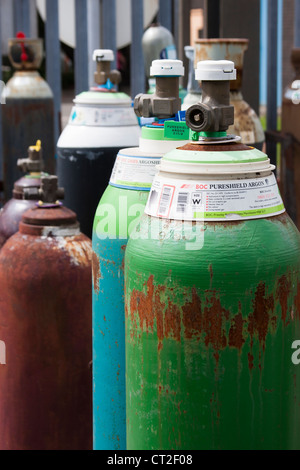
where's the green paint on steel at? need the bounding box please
[125,213,300,450]
[162,147,268,164]
[199,131,227,138]
[141,126,164,141]
[93,184,149,239]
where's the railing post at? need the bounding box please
[159,0,173,32]
[130,0,145,97]
[45,0,61,141]
[87,0,101,88]
[102,0,117,70]
[204,0,220,38]
[266,0,278,166]
[295,0,300,47]
[74,0,89,95]
[13,0,31,36]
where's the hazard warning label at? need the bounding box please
[145,173,285,221]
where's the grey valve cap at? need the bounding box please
[185,60,236,133]
[134,59,184,119]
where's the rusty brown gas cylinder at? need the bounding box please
[0,202,92,450]
[0,140,45,249]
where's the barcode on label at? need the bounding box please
[176,192,189,213]
[158,185,174,217]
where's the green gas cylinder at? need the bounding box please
[124,60,300,450]
[92,59,189,450]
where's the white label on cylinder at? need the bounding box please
[69,106,138,127]
[0,341,6,365]
[109,153,161,190]
[145,173,285,221]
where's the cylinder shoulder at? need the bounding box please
[126,212,300,278]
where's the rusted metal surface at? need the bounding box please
[92,251,101,295]
[127,269,296,363]
[193,39,264,147]
[179,141,251,152]
[0,205,93,450]
[228,92,265,146]
[194,38,249,91]
[125,211,300,449]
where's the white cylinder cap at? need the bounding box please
[150,59,184,77]
[93,49,114,62]
[195,60,236,81]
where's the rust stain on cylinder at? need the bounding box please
[182,288,202,339]
[276,275,291,325]
[128,268,298,376]
[92,251,101,294]
[194,38,249,91]
[294,282,300,321]
[228,309,245,350]
[179,142,251,152]
[248,282,274,352]
[0,226,93,450]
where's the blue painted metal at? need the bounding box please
[266,0,278,166]
[45,0,61,144]
[92,184,149,450]
[102,0,117,70]
[13,0,30,36]
[92,236,127,450]
[87,0,101,88]
[75,0,89,95]
[173,0,180,54]
[130,0,145,97]
[159,0,172,32]
[295,0,300,47]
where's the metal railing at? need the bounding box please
[1,0,300,178]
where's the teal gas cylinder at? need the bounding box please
[92,59,190,450]
[124,60,300,450]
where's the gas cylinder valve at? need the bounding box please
[185,60,236,133]
[134,59,184,119]
[38,175,64,204]
[23,175,64,203]
[17,139,44,173]
[93,49,121,86]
